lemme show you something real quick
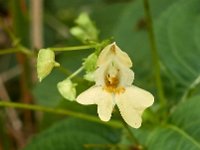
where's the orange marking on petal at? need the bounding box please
[103,86,125,94]
[110,44,116,54]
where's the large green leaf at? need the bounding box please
[110,0,176,89]
[32,69,64,107]
[155,0,200,87]
[146,95,200,150]
[24,118,121,150]
[104,0,200,94]
[92,3,127,39]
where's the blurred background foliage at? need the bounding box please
[0,0,200,150]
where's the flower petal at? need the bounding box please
[94,61,110,86]
[76,86,114,121]
[115,86,154,128]
[115,60,134,86]
[115,44,132,68]
[97,95,115,121]
[97,42,132,68]
[76,86,99,105]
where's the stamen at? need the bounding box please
[104,73,125,94]
[105,75,119,87]
[103,86,125,94]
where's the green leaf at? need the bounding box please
[97,0,176,88]
[146,95,200,150]
[98,0,200,95]
[24,118,121,150]
[32,69,64,107]
[92,3,128,39]
[155,0,200,87]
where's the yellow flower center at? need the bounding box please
[103,67,125,94]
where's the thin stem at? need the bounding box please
[68,66,84,79]
[50,45,97,52]
[18,45,33,56]
[0,101,122,128]
[121,119,140,146]
[57,66,71,76]
[143,0,166,107]
[0,18,33,57]
[0,47,32,56]
[0,48,19,55]
[116,108,141,146]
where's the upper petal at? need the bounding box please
[97,42,132,68]
[76,86,115,121]
[115,86,154,128]
[115,59,134,86]
[94,61,110,86]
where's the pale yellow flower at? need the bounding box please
[77,42,154,128]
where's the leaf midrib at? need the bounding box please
[166,124,200,149]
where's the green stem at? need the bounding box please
[68,66,84,79]
[122,121,140,146]
[18,45,33,56]
[0,19,33,57]
[143,0,166,107]
[50,45,97,52]
[0,48,19,55]
[116,108,141,146]
[57,66,71,76]
[0,101,122,128]
[0,47,33,56]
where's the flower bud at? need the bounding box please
[83,53,98,72]
[37,49,60,82]
[84,71,95,82]
[70,13,99,43]
[57,79,76,101]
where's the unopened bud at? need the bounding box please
[37,49,60,82]
[57,79,76,101]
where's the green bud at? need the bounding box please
[70,27,88,41]
[84,71,95,82]
[57,79,76,101]
[70,12,99,43]
[75,12,92,26]
[83,53,98,72]
[37,49,60,82]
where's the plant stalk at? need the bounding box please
[0,101,122,128]
[143,0,166,107]
[50,45,97,52]
[68,66,84,79]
